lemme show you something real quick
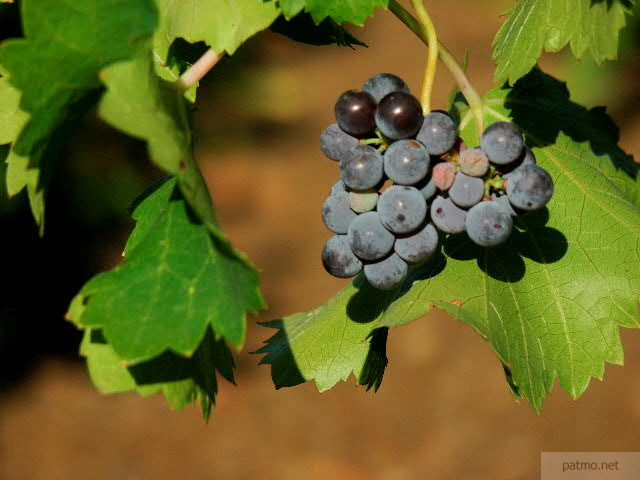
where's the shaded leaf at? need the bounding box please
[271,12,367,48]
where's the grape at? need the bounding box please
[431,195,467,234]
[364,253,408,290]
[383,139,430,185]
[458,147,489,177]
[322,191,358,234]
[521,147,536,166]
[432,162,457,191]
[330,179,348,195]
[416,111,457,155]
[340,144,384,190]
[480,122,524,165]
[506,164,554,211]
[377,185,427,234]
[320,123,359,162]
[491,193,518,217]
[375,91,424,140]
[394,222,438,264]
[416,175,437,200]
[322,235,363,278]
[348,211,395,260]
[349,190,378,213]
[335,90,376,136]
[362,73,410,103]
[449,172,485,208]
[465,201,513,247]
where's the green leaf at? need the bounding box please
[0,0,157,230]
[0,75,27,144]
[270,13,367,48]
[304,0,389,25]
[280,0,306,19]
[259,69,640,410]
[153,0,281,69]
[71,177,264,363]
[493,0,633,84]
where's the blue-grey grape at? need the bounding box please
[394,222,438,264]
[330,179,348,195]
[364,253,408,290]
[458,147,489,177]
[383,139,430,185]
[349,191,378,213]
[416,111,457,155]
[335,90,376,136]
[417,175,437,200]
[340,144,384,190]
[491,193,518,217]
[480,122,524,165]
[506,164,554,211]
[320,123,359,162]
[377,185,427,234]
[362,73,410,103]
[521,147,536,166]
[322,235,363,278]
[449,172,485,208]
[348,211,395,260]
[375,91,424,140]
[465,201,513,247]
[322,191,358,234]
[431,195,467,234]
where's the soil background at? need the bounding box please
[2,1,640,479]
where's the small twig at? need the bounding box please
[388,0,484,136]
[409,0,438,114]
[176,48,224,91]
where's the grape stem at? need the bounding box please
[176,48,225,91]
[388,0,484,136]
[409,0,438,114]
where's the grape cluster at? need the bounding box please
[319,73,554,290]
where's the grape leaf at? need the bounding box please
[70,177,264,363]
[0,75,27,144]
[304,0,389,25]
[280,0,306,19]
[258,69,640,410]
[493,0,633,85]
[0,0,157,231]
[270,13,367,48]
[153,0,281,72]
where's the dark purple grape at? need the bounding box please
[458,147,489,177]
[383,139,430,185]
[375,91,424,140]
[322,235,363,278]
[449,172,485,209]
[362,73,410,103]
[416,111,457,155]
[394,222,438,264]
[339,144,384,190]
[465,201,513,247]
[431,195,467,234]
[364,253,408,290]
[347,211,395,261]
[320,123,359,161]
[377,185,427,234]
[335,90,376,136]
[322,191,358,234]
[506,164,554,211]
[480,122,524,165]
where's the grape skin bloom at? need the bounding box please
[395,222,438,264]
[322,191,358,234]
[384,139,430,185]
[364,253,408,290]
[480,122,524,165]
[339,144,384,190]
[449,172,485,209]
[377,185,427,234]
[416,111,457,155]
[506,164,554,211]
[348,211,396,261]
[465,201,513,247]
[431,195,467,234]
[362,73,410,103]
[322,235,363,278]
[320,123,359,162]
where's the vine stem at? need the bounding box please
[409,0,438,114]
[176,48,224,91]
[388,0,484,136]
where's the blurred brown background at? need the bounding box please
[1,1,640,479]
